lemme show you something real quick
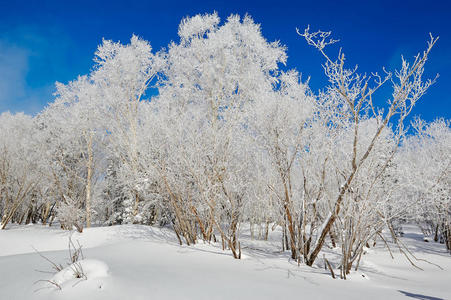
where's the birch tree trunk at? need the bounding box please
[85,130,94,228]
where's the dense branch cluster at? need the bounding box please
[0,13,449,273]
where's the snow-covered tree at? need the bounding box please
[296,27,438,267]
[91,35,162,224]
[0,112,40,229]
[398,118,451,252]
[148,13,287,257]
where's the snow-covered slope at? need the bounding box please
[0,224,449,300]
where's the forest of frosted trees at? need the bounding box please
[0,13,449,277]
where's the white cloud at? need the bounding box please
[0,42,29,111]
[0,39,56,115]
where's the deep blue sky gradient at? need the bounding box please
[0,0,450,123]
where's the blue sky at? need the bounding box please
[0,0,450,122]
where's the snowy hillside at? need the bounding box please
[0,224,449,300]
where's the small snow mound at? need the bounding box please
[51,259,109,287]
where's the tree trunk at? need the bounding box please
[85,131,93,228]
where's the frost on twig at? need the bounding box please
[33,236,87,292]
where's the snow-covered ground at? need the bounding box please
[0,224,449,300]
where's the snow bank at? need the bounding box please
[51,259,109,288]
[0,224,449,300]
[0,223,174,257]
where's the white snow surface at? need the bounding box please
[0,224,450,300]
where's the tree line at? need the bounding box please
[0,13,449,276]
